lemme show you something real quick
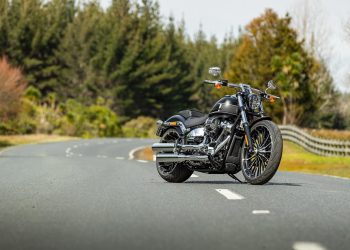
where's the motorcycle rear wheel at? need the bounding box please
[156,128,193,183]
[241,120,283,185]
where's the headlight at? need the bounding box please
[248,94,261,110]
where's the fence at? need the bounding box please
[279,125,350,157]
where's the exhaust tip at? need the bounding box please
[151,143,175,153]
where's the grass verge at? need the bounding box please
[280,141,350,178]
[0,134,76,151]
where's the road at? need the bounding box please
[0,138,349,250]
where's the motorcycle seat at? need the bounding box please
[184,115,208,128]
[177,109,208,128]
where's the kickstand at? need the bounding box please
[228,173,246,184]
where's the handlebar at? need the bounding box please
[203,80,280,100]
[203,80,239,89]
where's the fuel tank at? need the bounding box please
[210,95,239,117]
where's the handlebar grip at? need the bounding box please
[203,80,214,85]
[203,80,228,86]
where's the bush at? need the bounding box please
[122,116,157,138]
[0,57,26,122]
[4,91,123,138]
[56,98,122,138]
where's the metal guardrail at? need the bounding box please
[279,125,350,157]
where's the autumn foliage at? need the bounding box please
[0,57,26,121]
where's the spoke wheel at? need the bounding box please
[158,130,180,174]
[242,125,272,178]
[156,128,193,183]
[241,120,283,185]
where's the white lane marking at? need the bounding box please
[128,146,148,160]
[113,140,118,144]
[65,148,71,154]
[137,160,148,163]
[293,242,327,250]
[115,157,125,160]
[322,174,350,180]
[191,174,199,178]
[215,189,245,200]
[73,145,78,148]
[252,210,270,214]
[78,154,83,157]
[84,143,89,146]
[97,155,107,159]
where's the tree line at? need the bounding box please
[0,0,347,137]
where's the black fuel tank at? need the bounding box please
[210,95,239,117]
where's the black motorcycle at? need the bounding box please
[152,67,283,185]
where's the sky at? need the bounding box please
[99,0,350,92]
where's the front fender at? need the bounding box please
[249,116,272,128]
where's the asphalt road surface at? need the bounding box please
[0,139,349,250]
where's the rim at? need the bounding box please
[242,125,272,179]
[158,130,179,174]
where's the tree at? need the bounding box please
[188,29,237,111]
[57,1,103,102]
[2,0,74,94]
[291,0,331,59]
[0,57,26,121]
[225,9,335,127]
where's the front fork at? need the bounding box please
[237,94,253,152]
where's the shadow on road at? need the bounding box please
[183,180,302,186]
[184,180,245,184]
[266,182,302,187]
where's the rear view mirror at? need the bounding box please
[267,80,276,90]
[209,67,221,77]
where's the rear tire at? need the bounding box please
[241,120,283,185]
[156,128,193,183]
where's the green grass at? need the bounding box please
[280,141,350,178]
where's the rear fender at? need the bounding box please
[157,115,186,137]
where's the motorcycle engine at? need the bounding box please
[186,117,225,145]
[185,116,233,170]
[204,117,221,137]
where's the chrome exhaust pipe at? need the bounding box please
[152,143,203,153]
[156,153,208,163]
[152,143,175,153]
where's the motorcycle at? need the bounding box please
[152,67,283,185]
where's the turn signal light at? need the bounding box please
[215,82,222,89]
[269,96,276,103]
[169,121,177,126]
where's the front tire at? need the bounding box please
[156,128,193,183]
[241,120,283,185]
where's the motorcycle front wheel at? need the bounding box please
[241,120,283,185]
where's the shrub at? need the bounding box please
[122,116,157,138]
[56,98,122,138]
[0,57,26,122]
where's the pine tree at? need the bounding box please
[0,0,10,56]
[3,0,74,94]
[56,1,103,102]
